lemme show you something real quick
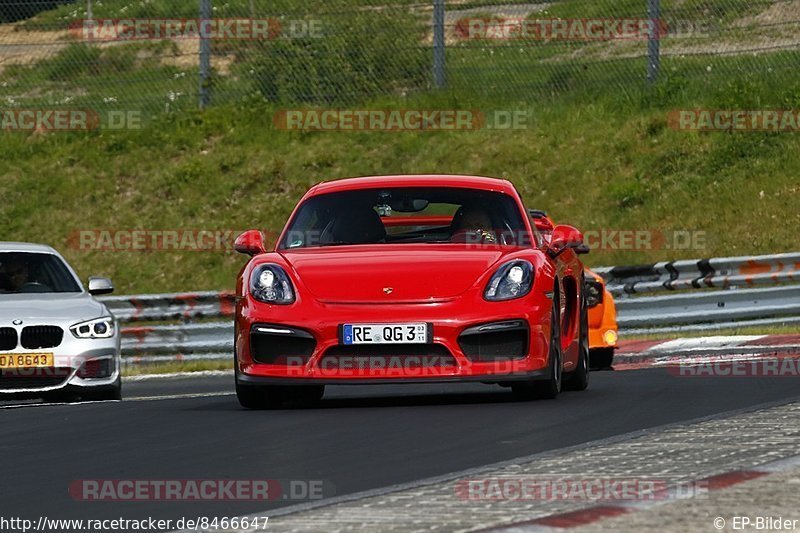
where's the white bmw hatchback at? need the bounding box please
[0,243,121,401]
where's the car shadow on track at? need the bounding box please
[203,385,593,412]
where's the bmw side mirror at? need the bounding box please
[235,230,267,256]
[88,277,114,296]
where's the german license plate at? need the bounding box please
[0,353,55,369]
[342,323,429,345]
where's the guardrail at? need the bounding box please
[594,252,800,296]
[594,251,800,334]
[101,292,235,322]
[109,252,800,364]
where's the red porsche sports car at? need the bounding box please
[234,175,590,408]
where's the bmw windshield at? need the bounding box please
[0,252,82,294]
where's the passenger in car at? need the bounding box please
[0,258,30,291]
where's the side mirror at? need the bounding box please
[88,277,114,296]
[235,230,267,256]
[574,244,591,255]
[548,225,585,258]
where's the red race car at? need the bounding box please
[234,175,590,408]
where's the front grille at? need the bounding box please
[20,326,64,350]
[0,368,71,390]
[250,325,316,365]
[0,328,17,351]
[459,321,529,362]
[320,344,457,369]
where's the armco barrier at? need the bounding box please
[596,252,800,296]
[100,292,235,322]
[110,252,800,364]
[615,285,800,330]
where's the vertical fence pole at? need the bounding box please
[433,0,446,89]
[199,0,212,108]
[647,0,660,84]
[86,0,93,21]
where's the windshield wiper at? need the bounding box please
[316,241,355,247]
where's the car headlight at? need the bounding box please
[251,264,295,304]
[485,260,534,301]
[71,317,115,339]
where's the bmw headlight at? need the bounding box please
[251,264,295,304]
[71,317,115,339]
[485,260,534,301]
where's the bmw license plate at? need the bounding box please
[0,353,55,369]
[342,323,430,345]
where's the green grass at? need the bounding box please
[1,2,799,295]
[2,58,799,295]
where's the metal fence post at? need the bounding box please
[199,0,212,108]
[87,0,93,21]
[433,0,446,89]
[647,0,660,84]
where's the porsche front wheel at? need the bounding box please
[236,378,325,410]
[512,295,562,400]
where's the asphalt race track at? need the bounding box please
[1,367,799,527]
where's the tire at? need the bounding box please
[234,337,325,409]
[564,283,590,391]
[235,356,324,409]
[286,385,325,405]
[234,354,284,409]
[80,378,123,402]
[590,347,615,370]
[236,382,325,409]
[44,390,80,403]
[235,380,285,409]
[512,293,562,400]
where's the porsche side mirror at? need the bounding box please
[88,277,114,296]
[548,225,585,258]
[574,243,591,255]
[235,230,267,256]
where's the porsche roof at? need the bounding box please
[309,175,517,196]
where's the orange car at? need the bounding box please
[584,269,618,369]
[529,210,618,369]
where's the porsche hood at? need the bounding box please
[281,246,508,303]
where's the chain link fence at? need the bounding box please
[0,0,798,116]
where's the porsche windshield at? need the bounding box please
[0,252,82,294]
[280,187,529,249]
